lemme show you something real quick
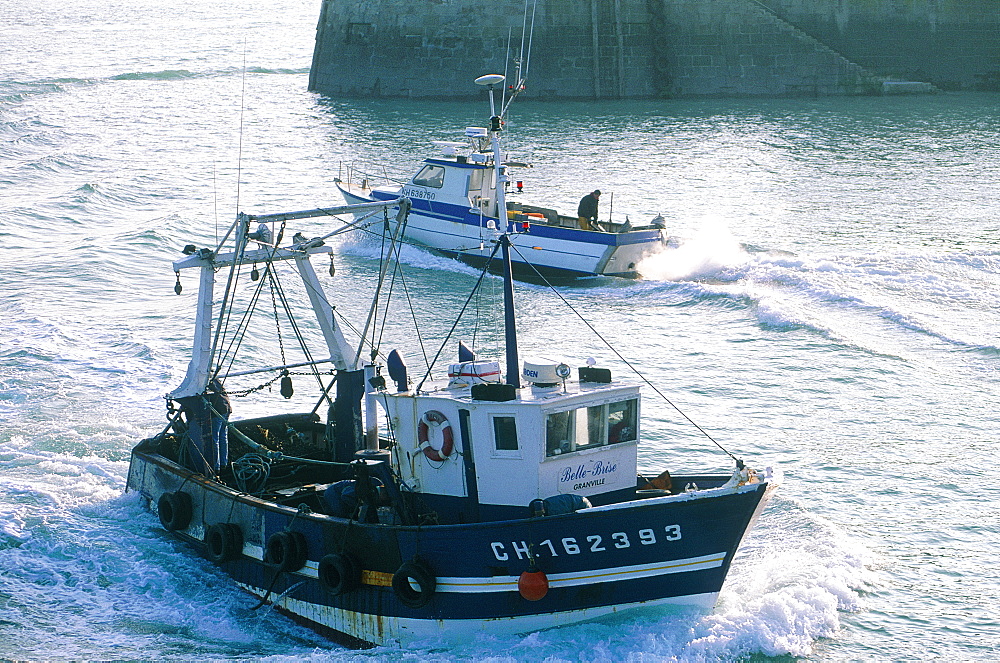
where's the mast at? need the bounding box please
[475,73,520,388]
[475,73,509,231]
[501,235,520,388]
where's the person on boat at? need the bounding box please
[176,379,230,475]
[577,190,601,230]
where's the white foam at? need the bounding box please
[638,218,750,281]
[338,234,484,277]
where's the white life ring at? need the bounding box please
[417,410,454,462]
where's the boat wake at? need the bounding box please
[638,219,750,282]
[634,230,1000,358]
[338,232,493,278]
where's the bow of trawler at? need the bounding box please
[335,74,669,279]
[126,85,777,650]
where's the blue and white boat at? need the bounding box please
[126,78,777,648]
[336,75,668,279]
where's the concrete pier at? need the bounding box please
[308,0,1000,99]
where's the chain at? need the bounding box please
[227,369,336,398]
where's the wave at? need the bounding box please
[638,220,751,282]
[0,65,309,102]
[0,487,331,659]
[0,81,67,105]
[109,66,308,82]
[337,233,487,279]
[245,66,311,76]
[635,236,1000,356]
[110,70,201,81]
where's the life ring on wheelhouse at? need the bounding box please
[417,410,454,462]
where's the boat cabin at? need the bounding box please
[377,357,640,523]
[386,130,646,234]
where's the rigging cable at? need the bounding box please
[213,234,279,382]
[268,265,288,368]
[207,42,252,384]
[373,215,433,375]
[508,241,742,465]
[262,251,330,397]
[351,205,409,368]
[415,239,504,392]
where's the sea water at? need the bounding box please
[1,0,999,660]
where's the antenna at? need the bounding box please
[235,40,247,218]
[520,0,538,83]
[213,161,219,245]
[500,0,537,118]
[502,27,512,111]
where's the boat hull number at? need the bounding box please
[490,525,682,561]
[402,187,436,200]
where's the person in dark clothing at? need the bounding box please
[177,379,231,475]
[577,190,601,230]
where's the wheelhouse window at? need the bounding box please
[492,415,518,451]
[468,168,484,193]
[607,399,637,444]
[546,399,637,457]
[412,164,446,188]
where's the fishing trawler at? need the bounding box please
[126,78,777,648]
[336,74,668,279]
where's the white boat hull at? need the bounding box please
[339,181,665,278]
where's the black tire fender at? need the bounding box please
[157,491,192,531]
[392,560,436,609]
[318,553,361,595]
[205,522,243,564]
[265,530,307,572]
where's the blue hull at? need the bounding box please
[128,442,774,646]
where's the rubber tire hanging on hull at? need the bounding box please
[265,531,307,572]
[205,522,243,564]
[318,553,361,595]
[157,491,192,531]
[392,560,436,608]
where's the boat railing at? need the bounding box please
[508,201,661,234]
[338,160,407,190]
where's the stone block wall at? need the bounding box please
[756,0,1000,89]
[308,0,661,99]
[660,0,875,97]
[309,0,1000,99]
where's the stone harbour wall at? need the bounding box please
[308,0,1000,99]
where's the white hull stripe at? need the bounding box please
[244,544,723,591]
[436,552,726,593]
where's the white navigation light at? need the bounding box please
[475,74,505,87]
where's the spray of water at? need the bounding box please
[638,218,749,281]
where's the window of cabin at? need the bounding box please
[412,164,446,188]
[546,409,573,456]
[607,399,637,444]
[545,398,638,457]
[492,415,518,452]
[575,405,605,451]
[468,168,483,193]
